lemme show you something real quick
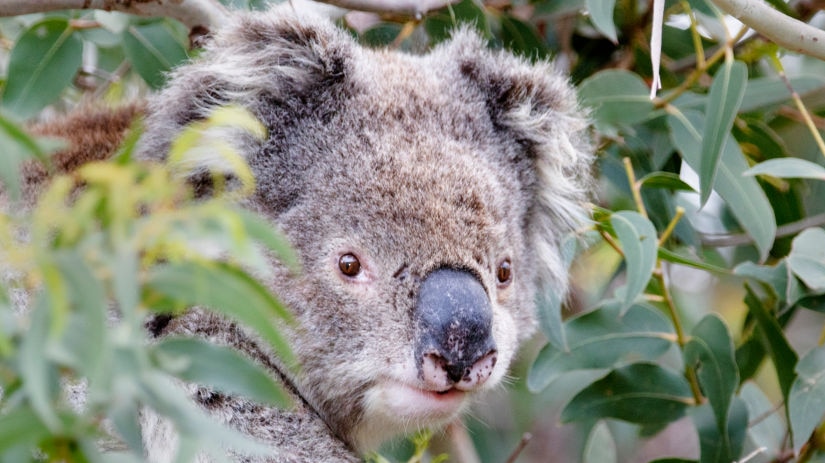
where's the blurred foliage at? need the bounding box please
[3,0,825,462]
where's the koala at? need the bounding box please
[11,4,592,462]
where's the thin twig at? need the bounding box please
[504,433,532,463]
[700,212,825,247]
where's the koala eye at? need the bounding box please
[338,253,362,277]
[496,259,512,286]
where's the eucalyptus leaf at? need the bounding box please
[121,19,187,89]
[700,60,747,206]
[579,70,655,130]
[788,228,825,292]
[528,302,674,392]
[561,363,693,424]
[583,421,617,463]
[2,17,82,118]
[789,345,825,455]
[639,172,697,192]
[668,109,776,261]
[585,0,617,43]
[743,285,797,400]
[740,76,825,112]
[691,398,748,463]
[744,158,825,181]
[537,234,577,350]
[611,211,658,314]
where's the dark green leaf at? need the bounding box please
[789,345,825,455]
[498,15,549,59]
[744,158,825,180]
[743,285,797,400]
[561,363,693,424]
[683,314,739,450]
[611,211,658,313]
[2,18,82,118]
[639,172,697,192]
[699,60,747,206]
[146,261,295,367]
[579,70,655,130]
[122,19,188,89]
[691,398,748,463]
[585,0,617,42]
[658,248,730,275]
[528,302,674,392]
[424,0,489,43]
[668,109,776,260]
[154,337,290,407]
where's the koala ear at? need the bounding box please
[447,30,593,294]
[138,6,353,165]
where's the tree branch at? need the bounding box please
[700,212,825,247]
[0,0,228,32]
[711,0,825,60]
[315,0,460,18]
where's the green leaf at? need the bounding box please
[691,398,748,463]
[146,261,295,367]
[499,15,549,60]
[424,0,489,43]
[789,345,825,455]
[579,70,655,131]
[237,209,300,273]
[0,408,50,452]
[744,158,825,180]
[0,114,57,200]
[740,382,784,460]
[537,234,577,350]
[528,302,674,392]
[154,337,290,407]
[583,421,616,463]
[658,247,730,275]
[743,285,797,400]
[683,314,739,454]
[561,363,693,424]
[788,228,825,291]
[19,294,60,430]
[739,76,825,112]
[585,0,617,43]
[122,19,188,89]
[2,18,82,119]
[668,109,776,261]
[611,211,658,313]
[639,172,697,192]
[699,60,747,206]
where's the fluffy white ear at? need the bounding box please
[137,5,354,167]
[446,30,593,294]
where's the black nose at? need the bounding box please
[414,268,497,385]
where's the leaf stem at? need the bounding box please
[658,206,685,247]
[623,157,648,218]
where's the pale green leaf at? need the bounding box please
[740,76,825,112]
[586,0,618,43]
[528,302,674,392]
[788,228,825,291]
[789,345,825,455]
[579,70,656,130]
[668,109,776,260]
[744,158,825,180]
[700,60,747,205]
[691,398,748,463]
[537,234,577,351]
[154,337,290,407]
[561,363,693,424]
[2,18,82,119]
[611,211,658,314]
[583,421,616,463]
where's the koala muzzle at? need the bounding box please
[414,268,497,391]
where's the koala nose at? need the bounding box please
[414,268,497,391]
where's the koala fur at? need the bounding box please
[12,4,592,462]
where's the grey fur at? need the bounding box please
[137,4,591,461]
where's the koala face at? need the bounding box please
[138,5,591,455]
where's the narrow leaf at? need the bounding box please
[668,109,776,260]
[537,234,577,350]
[658,248,730,275]
[744,158,825,180]
[700,60,747,205]
[789,345,825,455]
[2,18,82,118]
[528,302,674,392]
[154,337,290,407]
[146,261,295,367]
[19,294,60,430]
[639,172,697,192]
[611,211,658,314]
[683,314,739,453]
[561,363,693,424]
[691,398,748,463]
[743,285,797,400]
[739,75,825,112]
[583,421,617,463]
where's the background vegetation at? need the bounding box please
[3,0,825,462]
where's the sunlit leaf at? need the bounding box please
[561,363,693,424]
[586,0,617,43]
[2,17,82,118]
[583,421,616,463]
[155,337,290,407]
[699,60,747,206]
[611,211,658,314]
[579,70,655,130]
[668,109,776,261]
[744,158,825,180]
[683,314,739,452]
[691,398,748,463]
[789,345,825,455]
[528,302,674,392]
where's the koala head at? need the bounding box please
[138,5,591,454]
